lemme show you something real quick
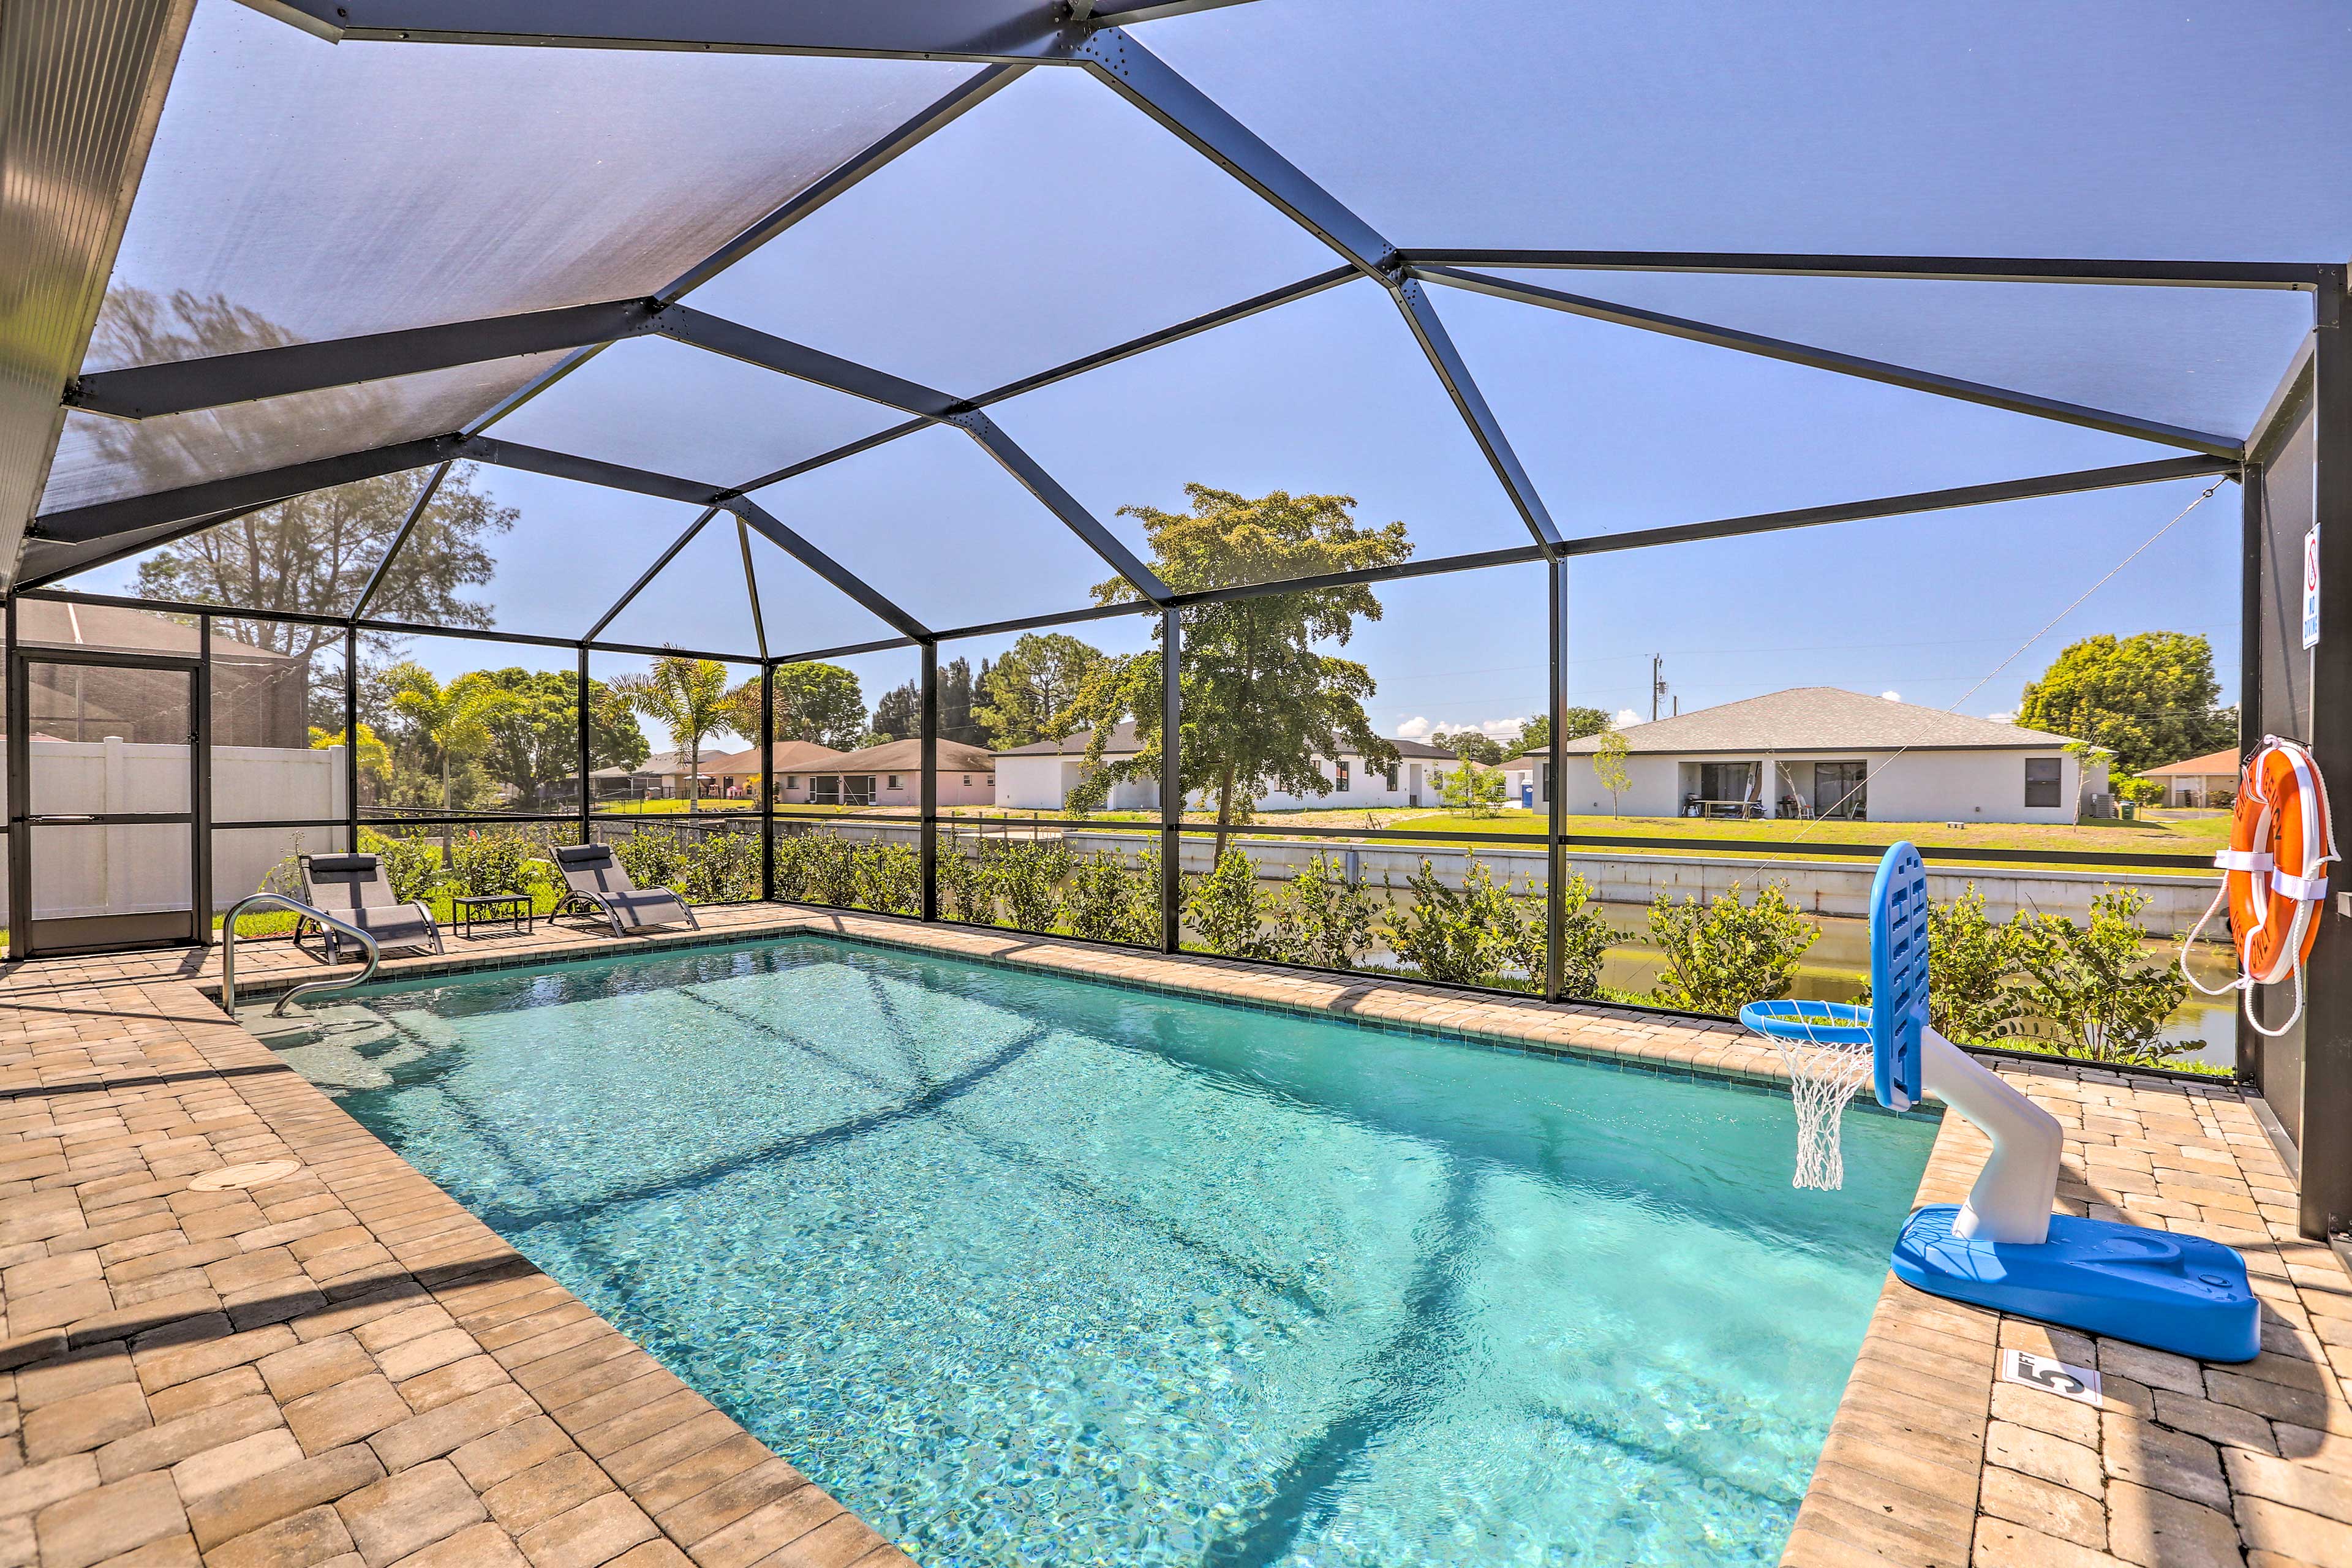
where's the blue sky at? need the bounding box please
[72,0,2352,750]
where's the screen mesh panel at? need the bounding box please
[679,67,1336,396]
[1433,284,2184,545]
[86,2,970,366]
[987,281,1534,584]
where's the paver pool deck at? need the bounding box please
[0,903,2340,1567]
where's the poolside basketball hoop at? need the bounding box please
[1740,1001,1874,1189]
[1741,842,2261,1365]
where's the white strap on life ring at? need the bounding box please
[2184,736,2339,1038]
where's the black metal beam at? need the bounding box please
[945,410,1171,601]
[1159,605,1182,952]
[241,0,1088,61]
[769,636,920,666]
[1396,250,2328,290]
[456,436,722,506]
[2301,263,2352,1240]
[67,300,658,420]
[16,498,277,591]
[1084,0,1261,22]
[1071,28,1393,276]
[349,462,451,623]
[725,497,930,641]
[1417,266,2246,459]
[28,434,464,544]
[1558,456,2236,558]
[736,518,768,660]
[1392,278,1561,546]
[650,306,960,418]
[586,508,718,643]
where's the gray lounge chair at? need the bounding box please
[553,843,699,936]
[297,853,445,960]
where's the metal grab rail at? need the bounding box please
[220,894,380,1017]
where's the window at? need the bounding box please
[786,776,797,789]
[962,775,971,786]
[2024,757,2062,809]
[887,774,901,790]
[1336,760,1350,790]
[1383,764,1398,790]
[1538,761,1549,803]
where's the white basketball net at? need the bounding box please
[1765,1024,1875,1191]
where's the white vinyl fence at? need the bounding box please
[0,740,346,922]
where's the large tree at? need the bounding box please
[724,662,867,755]
[383,663,502,854]
[613,657,739,809]
[1063,485,1412,856]
[870,680,919,743]
[102,289,513,668]
[975,633,1106,749]
[2017,631,2236,777]
[467,669,647,810]
[1430,729,1505,764]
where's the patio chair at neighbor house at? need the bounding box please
[296,853,445,960]
[552,843,700,936]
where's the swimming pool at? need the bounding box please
[270,935,1936,1567]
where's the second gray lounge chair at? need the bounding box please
[297,852,445,960]
[552,843,699,936]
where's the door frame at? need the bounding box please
[7,636,211,959]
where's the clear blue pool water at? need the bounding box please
[276,935,1936,1567]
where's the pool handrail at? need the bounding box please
[220,893,380,1017]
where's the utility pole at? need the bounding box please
[1651,654,1668,722]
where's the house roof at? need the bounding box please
[1517,688,2086,758]
[704,740,846,774]
[995,721,1457,760]
[825,737,997,773]
[2143,747,2242,777]
[15,598,292,661]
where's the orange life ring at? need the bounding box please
[2214,738,2334,986]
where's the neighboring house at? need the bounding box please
[994,722,1461,811]
[2142,747,2241,808]
[704,740,846,801]
[805,739,997,808]
[628,752,706,799]
[1502,687,2107,824]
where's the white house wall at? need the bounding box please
[1543,748,2096,823]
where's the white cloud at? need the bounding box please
[1989,710,2016,723]
[1396,715,1434,741]
[1880,690,1901,702]
[1614,708,1642,726]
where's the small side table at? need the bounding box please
[454,893,534,939]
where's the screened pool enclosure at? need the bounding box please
[2,0,2348,1236]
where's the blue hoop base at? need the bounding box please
[1891,1206,2259,1363]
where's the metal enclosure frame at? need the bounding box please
[2,0,2342,1235]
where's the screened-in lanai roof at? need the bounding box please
[2,0,2335,658]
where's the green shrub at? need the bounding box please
[683,829,760,903]
[853,842,922,916]
[1552,873,1613,999]
[2009,888,2196,1066]
[1270,852,1379,970]
[1187,846,1284,959]
[1920,884,2030,1045]
[1063,848,1159,945]
[611,828,684,894]
[1383,855,1543,987]
[801,832,861,908]
[358,829,443,904]
[935,845,995,924]
[2113,776,2165,807]
[984,840,1069,932]
[449,831,529,897]
[1647,881,1818,1016]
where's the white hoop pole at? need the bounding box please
[1918,1027,2062,1245]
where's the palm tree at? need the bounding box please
[613,657,736,810]
[385,663,502,857]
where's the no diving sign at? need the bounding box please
[2305,524,2321,650]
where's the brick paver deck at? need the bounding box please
[0,903,2340,1567]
